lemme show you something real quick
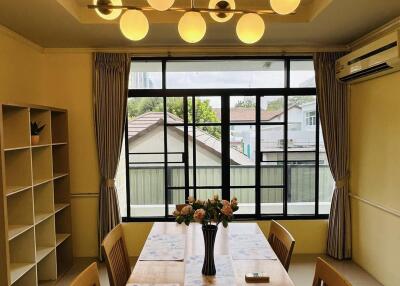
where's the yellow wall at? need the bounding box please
[0,26,329,258]
[350,71,400,286]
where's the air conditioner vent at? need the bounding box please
[347,41,397,65]
[340,63,392,82]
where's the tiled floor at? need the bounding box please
[55,254,382,286]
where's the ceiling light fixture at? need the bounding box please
[178,11,207,43]
[120,10,149,41]
[89,0,300,44]
[270,0,301,15]
[208,0,236,23]
[236,13,265,44]
[93,0,122,20]
[147,0,175,11]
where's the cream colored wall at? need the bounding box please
[350,71,400,286]
[0,26,329,258]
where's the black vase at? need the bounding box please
[202,224,218,276]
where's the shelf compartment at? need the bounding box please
[34,182,55,220]
[55,206,71,234]
[8,225,33,241]
[37,250,57,283]
[55,203,70,214]
[52,144,69,175]
[30,108,52,145]
[7,189,34,239]
[9,228,36,284]
[56,233,71,247]
[31,146,53,184]
[54,176,70,204]
[35,215,56,262]
[5,149,32,191]
[51,111,68,144]
[2,105,30,149]
[56,234,72,278]
[35,213,54,225]
[10,263,36,286]
[6,185,31,197]
[36,246,54,263]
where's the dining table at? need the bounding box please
[127,222,295,286]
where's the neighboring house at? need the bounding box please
[127,112,253,166]
[214,102,326,163]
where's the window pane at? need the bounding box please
[169,189,186,216]
[290,60,316,88]
[191,126,222,187]
[261,162,284,186]
[126,97,165,217]
[196,189,222,201]
[194,96,221,124]
[130,61,162,89]
[231,188,255,215]
[261,96,284,122]
[261,125,284,154]
[166,60,285,89]
[287,96,317,215]
[230,96,256,123]
[116,135,127,217]
[261,188,283,214]
[230,125,255,186]
[319,128,334,214]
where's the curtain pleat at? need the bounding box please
[314,52,352,260]
[93,52,131,259]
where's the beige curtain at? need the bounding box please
[314,52,351,260]
[93,53,130,257]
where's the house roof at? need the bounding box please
[127,112,253,165]
[213,106,301,123]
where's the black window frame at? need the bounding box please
[122,56,329,222]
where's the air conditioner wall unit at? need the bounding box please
[336,30,400,83]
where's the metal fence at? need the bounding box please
[128,165,334,205]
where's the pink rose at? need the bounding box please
[194,209,206,222]
[181,205,193,215]
[221,205,233,216]
[231,197,238,206]
[213,194,219,200]
[173,209,180,216]
[221,200,230,206]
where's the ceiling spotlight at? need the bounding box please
[178,11,207,44]
[120,10,149,41]
[93,0,122,20]
[236,13,265,44]
[209,0,236,23]
[270,0,301,15]
[147,0,175,11]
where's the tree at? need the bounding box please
[127,97,221,138]
[265,96,315,111]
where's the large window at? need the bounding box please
[117,57,334,221]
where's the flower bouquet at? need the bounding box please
[173,194,239,276]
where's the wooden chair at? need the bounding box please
[312,257,352,286]
[102,224,131,286]
[70,262,100,286]
[267,220,295,271]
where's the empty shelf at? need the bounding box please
[4,146,30,152]
[36,246,54,263]
[6,185,31,196]
[33,178,52,187]
[35,213,53,225]
[54,203,69,214]
[10,263,35,284]
[56,234,71,247]
[53,173,68,180]
[8,225,33,240]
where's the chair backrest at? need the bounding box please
[312,257,352,286]
[70,262,100,286]
[101,224,131,286]
[267,220,295,271]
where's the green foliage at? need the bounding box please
[128,97,221,138]
[266,96,315,111]
[30,122,46,135]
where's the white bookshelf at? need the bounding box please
[0,104,73,286]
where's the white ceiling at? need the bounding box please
[0,0,399,48]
